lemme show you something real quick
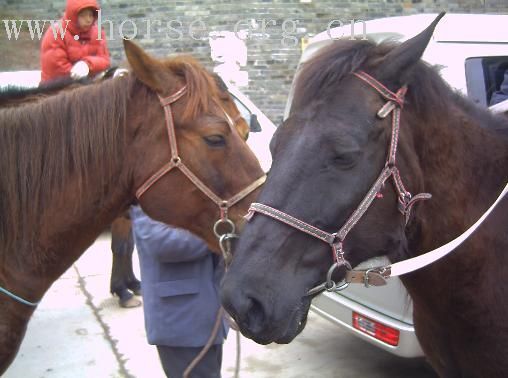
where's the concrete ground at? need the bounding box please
[4,234,436,378]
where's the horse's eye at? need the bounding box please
[203,134,226,147]
[332,151,359,168]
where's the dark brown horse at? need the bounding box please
[221,14,508,377]
[0,70,143,308]
[0,40,265,374]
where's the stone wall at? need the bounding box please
[1,0,507,123]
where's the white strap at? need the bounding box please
[489,99,508,114]
[390,182,508,277]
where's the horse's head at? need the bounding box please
[122,40,265,250]
[221,14,445,344]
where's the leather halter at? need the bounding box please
[135,86,266,224]
[245,71,432,293]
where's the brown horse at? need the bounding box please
[0,40,265,374]
[221,14,508,377]
[0,70,142,308]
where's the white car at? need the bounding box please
[286,13,508,358]
[0,70,276,172]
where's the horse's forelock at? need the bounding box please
[164,56,220,122]
[293,40,376,109]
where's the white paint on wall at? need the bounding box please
[209,31,248,87]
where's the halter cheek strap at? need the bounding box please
[352,71,432,224]
[136,86,188,199]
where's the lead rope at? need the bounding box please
[182,307,227,378]
[182,232,241,378]
[0,286,39,307]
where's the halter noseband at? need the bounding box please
[245,71,431,294]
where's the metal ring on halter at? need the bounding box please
[213,218,236,238]
[172,157,182,165]
[219,233,238,250]
[364,268,375,288]
[307,283,326,296]
[325,261,352,292]
[219,233,238,264]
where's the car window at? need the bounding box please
[465,56,508,107]
[230,93,263,132]
[231,95,251,124]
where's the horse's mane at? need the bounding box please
[0,56,221,262]
[0,67,123,106]
[294,39,508,132]
[163,55,224,121]
[0,77,79,107]
[0,76,131,261]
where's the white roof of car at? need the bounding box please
[311,13,508,46]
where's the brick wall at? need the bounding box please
[1,0,506,123]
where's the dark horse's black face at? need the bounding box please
[221,14,445,344]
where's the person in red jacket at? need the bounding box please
[40,0,110,82]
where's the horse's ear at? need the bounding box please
[123,39,165,92]
[378,12,445,81]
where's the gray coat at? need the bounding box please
[130,206,228,347]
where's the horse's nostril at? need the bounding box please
[244,295,266,334]
[221,282,269,337]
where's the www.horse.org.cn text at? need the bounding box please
[2,10,367,47]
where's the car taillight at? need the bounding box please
[352,312,400,346]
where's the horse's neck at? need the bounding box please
[411,105,507,237]
[1,80,133,288]
[402,106,508,289]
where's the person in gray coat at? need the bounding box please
[130,205,228,378]
[490,69,508,106]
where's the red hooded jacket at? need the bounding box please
[40,0,110,82]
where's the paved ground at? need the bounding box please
[4,234,437,378]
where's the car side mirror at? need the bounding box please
[249,113,262,132]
